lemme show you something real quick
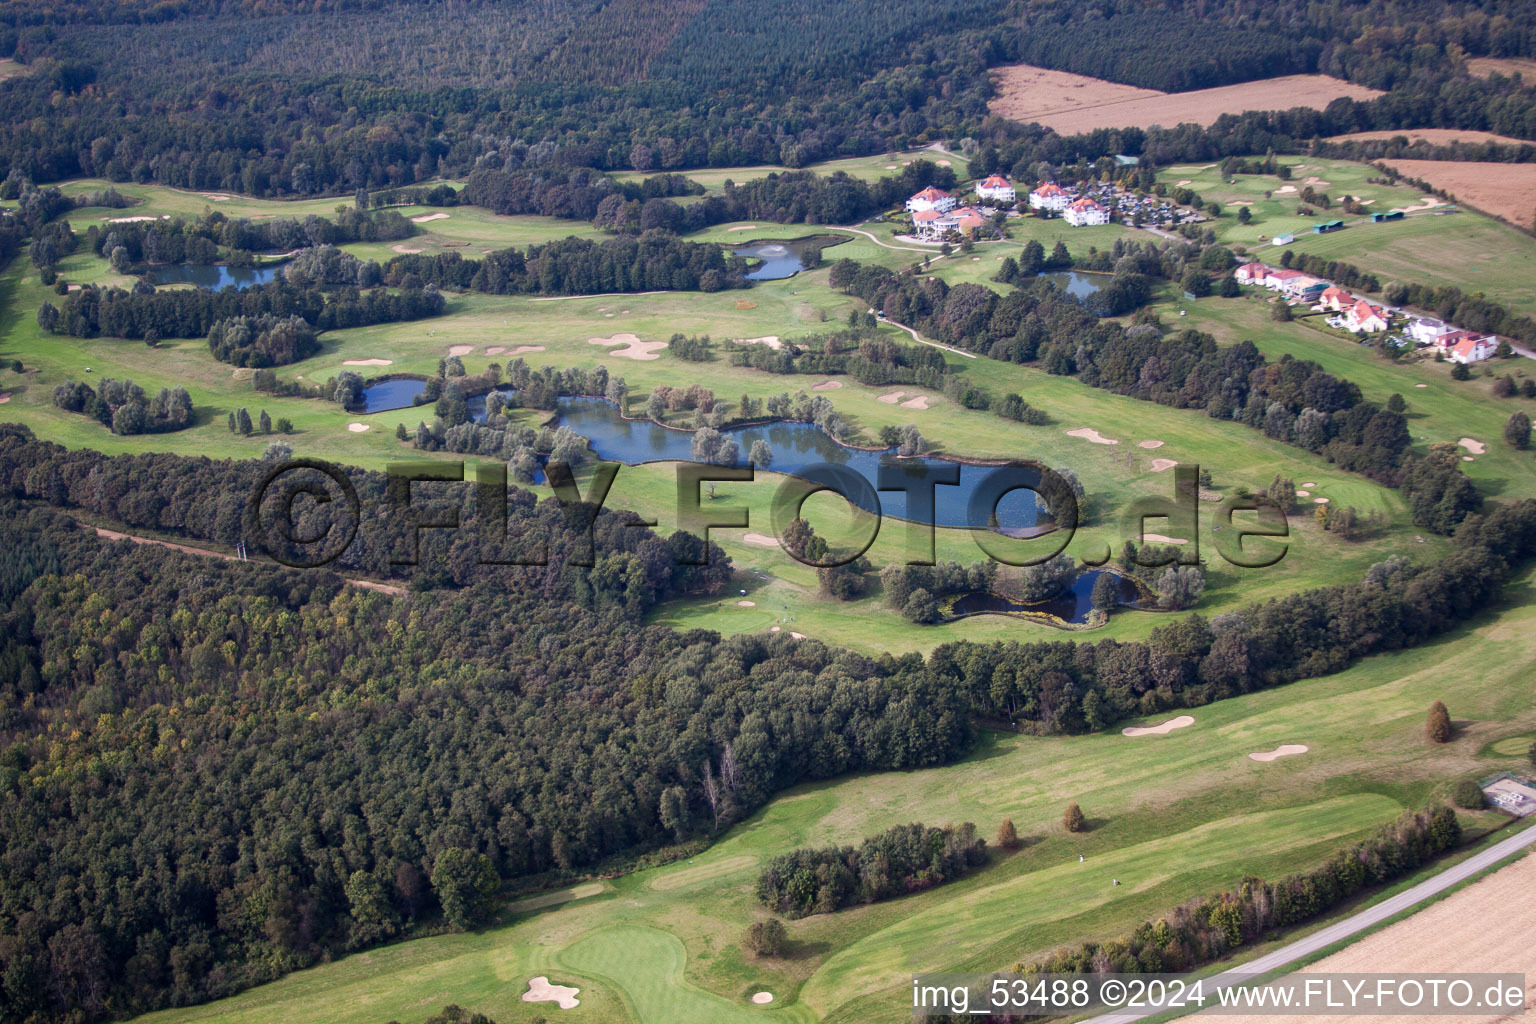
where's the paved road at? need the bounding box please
[1081,822,1536,1024]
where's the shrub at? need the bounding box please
[743,918,789,958]
[1452,780,1486,810]
[997,819,1020,849]
[1064,802,1086,833]
[1426,700,1452,743]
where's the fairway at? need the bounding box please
[129,564,1536,1024]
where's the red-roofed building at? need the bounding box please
[975,175,1016,204]
[905,186,955,214]
[1064,197,1109,227]
[1441,330,1498,363]
[1234,263,1270,284]
[1344,299,1389,333]
[1029,182,1070,213]
[1318,286,1354,311]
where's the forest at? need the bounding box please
[3,428,1535,1021]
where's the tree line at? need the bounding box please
[756,822,988,918]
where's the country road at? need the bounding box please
[1080,821,1536,1024]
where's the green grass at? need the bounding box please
[610,149,971,192]
[128,565,1536,1024]
[1156,156,1536,316]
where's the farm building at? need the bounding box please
[975,175,1016,204]
[1028,183,1071,213]
[1064,197,1110,226]
[906,186,956,214]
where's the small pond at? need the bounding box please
[948,569,1142,625]
[1039,270,1110,300]
[358,378,428,414]
[732,235,844,281]
[144,263,282,291]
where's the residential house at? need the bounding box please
[953,206,989,237]
[1445,331,1499,363]
[1408,317,1457,347]
[1262,268,1304,291]
[1344,299,1390,333]
[906,186,955,214]
[1234,263,1270,285]
[1063,197,1109,227]
[975,175,1016,204]
[1028,183,1070,213]
[1317,286,1354,312]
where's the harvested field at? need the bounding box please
[989,65,1382,134]
[1468,56,1536,79]
[1377,158,1536,226]
[1327,128,1534,147]
[1242,856,1536,1024]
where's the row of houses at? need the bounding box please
[903,175,1191,234]
[1234,262,1499,362]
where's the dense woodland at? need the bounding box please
[1,427,1534,1020]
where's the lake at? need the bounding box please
[145,263,282,291]
[357,382,1045,531]
[948,568,1142,624]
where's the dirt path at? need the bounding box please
[881,317,978,359]
[91,526,406,596]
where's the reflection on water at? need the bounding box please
[948,569,1141,624]
[1039,270,1109,300]
[144,263,281,291]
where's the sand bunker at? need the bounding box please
[508,345,546,356]
[0,394,10,404]
[590,333,668,360]
[390,244,422,254]
[447,345,473,356]
[1142,533,1188,544]
[106,215,166,223]
[877,391,906,404]
[342,358,392,366]
[737,600,755,607]
[812,380,843,391]
[733,335,783,350]
[1295,489,1310,497]
[523,977,580,1010]
[200,193,232,201]
[485,346,505,355]
[936,159,951,166]
[1415,383,1427,388]
[752,992,774,1004]
[901,395,932,409]
[1175,179,1192,187]
[736,300,758,310]
[347,422,370,433]
[1149,458,1178,472]
[1459,437,1486,455]
[1122,715,1195,737]
[1314,497,1330,504]
[727,224,759,231]
[1137,440,1164,449]
[790,631,807,639]
[411,212,450,223]
[770,626,781,632]
[1067,427,1119,445]
[1463,455,1476,462]
[1275,184,1298,194]
[742,533,778,548]
[1303,176,1332,186]
[885,163,899,169]
[1302,482,1317,488]
[1249,744,1309,762]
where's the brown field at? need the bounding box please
[1468,56,1536,80]
[988,65,1383,134]
[1206,854,1536,1024]
[1328,128,1534,148]
[1378,158,1536,228]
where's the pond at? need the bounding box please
[356,382,1046,531]
[1039,270,1109,300]
[731,235,844,281]
[144,263,282,291]
[948,568,1142,625]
